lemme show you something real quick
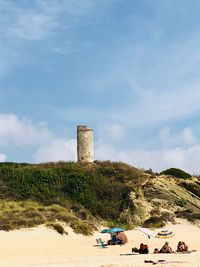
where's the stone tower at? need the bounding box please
[77,125,93,162]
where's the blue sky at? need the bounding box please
[1,0,200,174]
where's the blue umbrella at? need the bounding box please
[110,227,124,233]
[100,228,113,234]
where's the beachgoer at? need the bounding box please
[138,243,149,254]
[177,241,189,252]
[117,232,128,244]
[160,242,173,253]
[153,248,160,254]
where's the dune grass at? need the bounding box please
[46,222,68,235]
[0,200,96,235]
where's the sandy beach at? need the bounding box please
[0,219,199,267]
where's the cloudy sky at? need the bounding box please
[1,0,200,174]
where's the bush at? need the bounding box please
[175,210,200,222]
[46,223,67,235]
[143,216,165,228]
[175,198,187,207]
[160,168,191,179]
[0,200,96,233]
[70,221,94,235]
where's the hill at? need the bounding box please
[0,161,199,234]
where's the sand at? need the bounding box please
[0,219,199,267]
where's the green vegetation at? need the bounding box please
[46,222,67,235]
[70,221,94,235]
[0,161,139,220]
[160,168,191,179]
[0,161,199,234]
[175,210,200,222]
[0,161,142,232]
[0,200,95,234]
[142,216,165,228]
[175,198,187,207]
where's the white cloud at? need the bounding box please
[0,113,53,147]
[0,153,7,162]
[0,113,77,163]
[159,126,197,147]
[34,138,76,162]
[119,147,185,173]
[179,127,196,146]
[95,141,200,174]
[95,140,116,161]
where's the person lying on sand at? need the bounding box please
[160,242,173,253]
[153,248,160,254]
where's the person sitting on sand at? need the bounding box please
[117,232,128,245]
[138,243,149,254]
[177,241,189,253]
[160,242,173,253]
[132,244,149,254]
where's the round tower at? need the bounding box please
[77,125,93,162]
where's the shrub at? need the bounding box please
[143,216,165,228]
[70,221,93,235]
[0,201,93,232]
[160,168,191,179]
[175,210,200,222]
[47,222,67,235]
[175,198,187,207]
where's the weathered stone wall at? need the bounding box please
[77,125,93,162]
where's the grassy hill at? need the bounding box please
[0,161,199,234]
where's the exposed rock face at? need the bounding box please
[119,174,200,227]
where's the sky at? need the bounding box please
[1,0,200,174]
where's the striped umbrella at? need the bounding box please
[156,230,175,238]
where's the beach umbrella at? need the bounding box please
[100,227,124,233]
[100,228,113,234]
[138,227,156,238]
[110,227,124,233]
[156,230,175,239]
